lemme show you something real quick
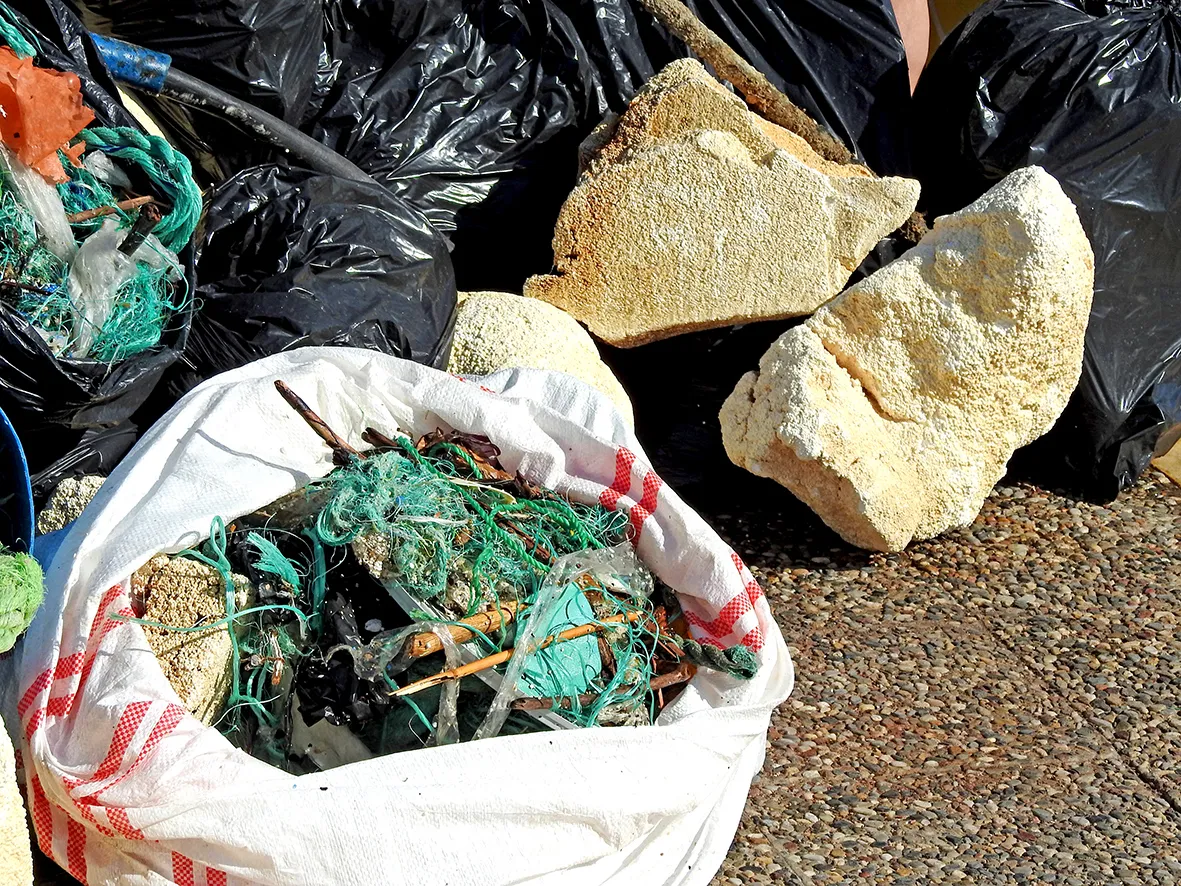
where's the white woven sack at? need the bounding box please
[9,348,792,885]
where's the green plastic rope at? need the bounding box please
[78,127,202,252]
[680,638,759,680]
[0,5,37,58]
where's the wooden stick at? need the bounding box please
[392,609,645,697]
[66,195,156,225]
[636,0,853,165]
[362,427,402,450]
[274,380,360,462]
[509,660,696,711]
[404,603,519,660]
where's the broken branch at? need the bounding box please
[274,379,360,463]
[404,603,519,660]
[392,609,646,697]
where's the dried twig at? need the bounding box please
[509,660,695,711]
[274,379,360,464]
[361,427,402,450]
[392,609,646,697]
[66,195,156,225]
[636,0,853,165]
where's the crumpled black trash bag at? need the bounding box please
[163,165,457,400]
[78,0,327,181]
[912,0,1181,501]
[683,0,913,175]
[303,0,680,290]
[0,1,192,475]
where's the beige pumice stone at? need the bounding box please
[447,290,633,425]
[525,59,920,347]
[720,167,1095,551]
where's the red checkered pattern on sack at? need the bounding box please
[627,471,663,539]
[29,774,53,858]
[96,703,185,798]
[598,447,635,509]
[63,701,151,792]
[172,852,195,886]
[207,867,228,886]
[66,816,88,883]
[20,585,128,743]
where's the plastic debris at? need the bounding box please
[0,44,94,182]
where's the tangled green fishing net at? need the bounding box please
[0,551,43,653]
[0,149,187,362]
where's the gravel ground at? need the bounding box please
[29,470,1180,884]
[708,471,1181,885]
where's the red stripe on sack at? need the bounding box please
[730,552,764,604]
[66,816,87,883]
[69,802,116,839]
[69,701,151,791]
[75,605,136,700]
[83,703,185,800]
[106,807,145,841]
[627,470,663,540]
[19,585,126,736]
[172,852,195,886]
[740,625,765,652]
[24,708,45,743]
[684,593,753,642]
[18,668,53,719]
[207,866,228,886]
[29,775,54,859]
[599,447,636,509]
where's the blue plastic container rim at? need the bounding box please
[0,406,35,556]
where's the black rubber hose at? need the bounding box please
[158,67,379,186]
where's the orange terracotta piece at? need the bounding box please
[0,46,94,182]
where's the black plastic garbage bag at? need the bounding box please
[163,165,457,400]
[0,1,192,475]
[683,0,913,175]
[305,0,678,290]
[912,0,1181,501]
[79,0,326,180]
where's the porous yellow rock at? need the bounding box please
[0,723,32,886]
[133,555,252,725]
[447,291,633,425]
[525,59,920,347]
[720,167,1095,551]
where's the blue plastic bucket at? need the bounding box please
[0,406,35,555]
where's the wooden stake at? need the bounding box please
[635,0,853,165]
[66,195,156,225]
[274,380,360,463]
[392,609,645,697]
[403,603,519,660]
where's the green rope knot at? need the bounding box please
[77,126,202,252]
[681,637,759,680]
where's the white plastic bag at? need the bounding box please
[5,349,792,886]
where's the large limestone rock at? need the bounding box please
[525,60,920,347]
[0,723,32,886]
[720,167,1095,551]
[447,291,634,425]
